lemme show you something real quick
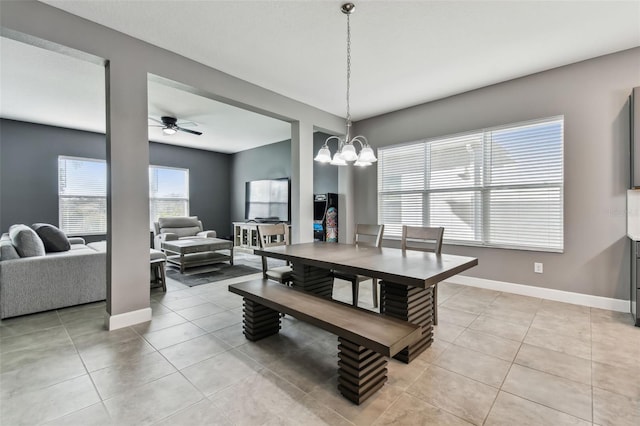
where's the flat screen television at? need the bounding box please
[245,177,290,223]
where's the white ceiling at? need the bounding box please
[0,37,292,153]
[2,1,639,153]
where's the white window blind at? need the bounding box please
[58,156,107,235]
[149,166,189,226]
[58,157,190,234]
[378,117,564,252]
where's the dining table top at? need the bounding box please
[255,242,478,288]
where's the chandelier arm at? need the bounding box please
[350,135,369,149]
[324,135,344,150]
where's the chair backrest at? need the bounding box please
[354,224,384,248]
[257,223,290,248]
[154,216,203,237]
[257,223,290,276]
[401,225,444,254]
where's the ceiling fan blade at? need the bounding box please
[148,117,164,125]
[149,124,164,128]
[176,121,198,128]
[177,126,203,136]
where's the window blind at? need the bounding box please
[58,156,107,235]
[149,165,189,226]
[378,117,564,252]
[58,157,191,235]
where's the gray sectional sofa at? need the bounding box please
[0,231,106,319]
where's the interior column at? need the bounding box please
[105,60,152,329]
[290,121,314,244]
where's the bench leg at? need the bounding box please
[337,337,388,405]
[242,299,280,341]
[380,281,434,364]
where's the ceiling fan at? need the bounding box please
[148,116,203,136]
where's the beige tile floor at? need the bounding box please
[1,270,639,426]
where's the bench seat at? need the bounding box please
[228,279,422,404]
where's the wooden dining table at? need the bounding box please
[255,242,478,363]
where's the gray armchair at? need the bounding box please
[153,216,216,249]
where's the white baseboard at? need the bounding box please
[105,307,152,330]
[444,275,630,313]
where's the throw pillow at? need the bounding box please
[31,223,71,252]
[9,224,46,257]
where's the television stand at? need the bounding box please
[233,222,291,254]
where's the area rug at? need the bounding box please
[165,263,261,287]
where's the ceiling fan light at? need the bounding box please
[358,146,377,163]
[162,127,177,135]
[340,143,358,161]
[354,160,371,167]
[314,146,332,163]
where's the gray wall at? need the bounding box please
[149,142,231,236]
[229,131,338,233]
[0,119,105,239]
[229,139,291,230]
[353,47,640,300]
[313,132,339,195]
[0,119,231,240]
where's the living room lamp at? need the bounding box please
[314,3,377,167]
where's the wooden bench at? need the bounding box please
[228,279,422,404]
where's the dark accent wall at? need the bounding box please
[0,119,231,240]
[313,132,339,195]
[148,142,231,236]
[0,119,106,239]
[229,139,291,229]
[229,132,338,232]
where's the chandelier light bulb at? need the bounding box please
[357,146,377,163]
[340,144,358,162]
[314,145,332,163]
[330,153,348,166]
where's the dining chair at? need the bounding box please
[333,224,384,308]
[256,223,293,285]
[401,225,444,324]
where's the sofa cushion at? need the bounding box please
[0,233,20,260]
[9,224,45,258]
[32,223,71,253]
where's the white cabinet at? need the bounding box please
[233,222,292,254]
[233,222,260,254]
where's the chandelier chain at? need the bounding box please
[346,12,352,128]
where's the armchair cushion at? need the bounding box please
[9,225,45,258]
[197,230,217,238]
[31,223,71,253]
[153,216,217,249]
[159,233,179,242]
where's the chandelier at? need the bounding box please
[314,3,377,167]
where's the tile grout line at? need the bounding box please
[589,306,594,425]
[50,308,114,424]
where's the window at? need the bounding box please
[58,157,190,234]
[149,165,189,226]
[58,156,107,235]
[378,117,564,252]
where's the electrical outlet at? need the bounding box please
[534,262,543,274]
